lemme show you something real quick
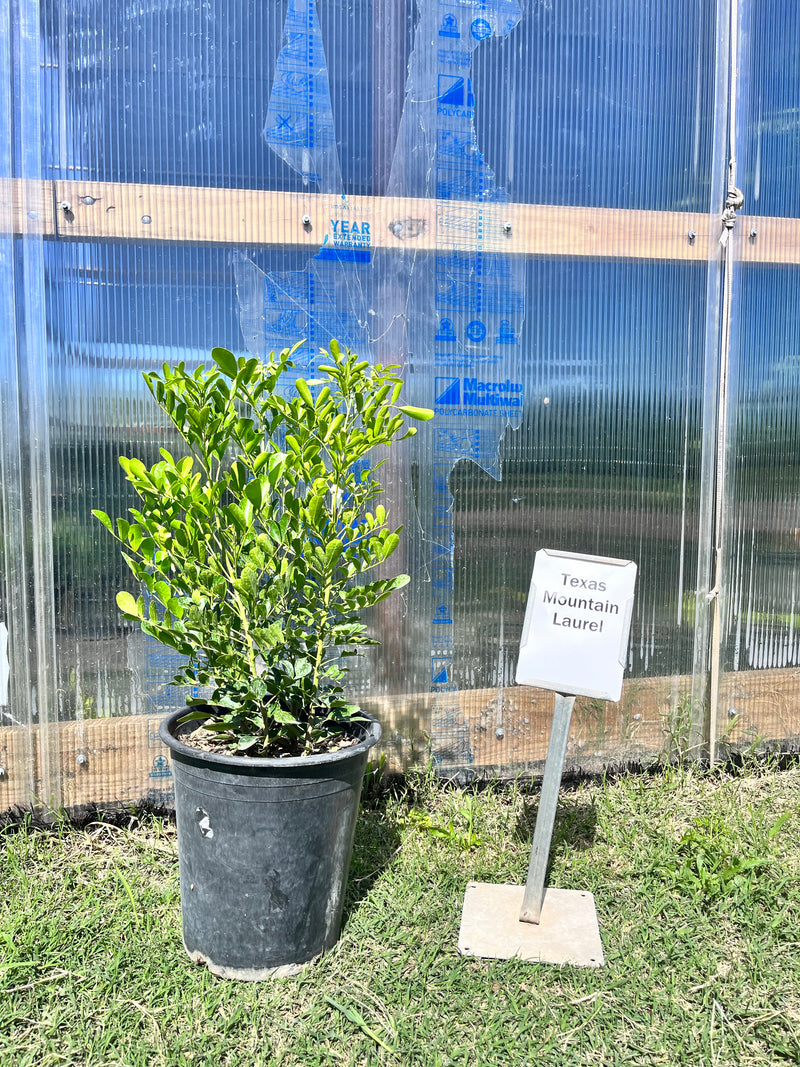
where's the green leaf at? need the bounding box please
[294,378,314,406]
[211,347,238,377]
[92,510,113,532]
[325,538,344,567]
[177,709,215,724]
[768,812,791,839]
[116,591,142,618]
[154,580,171,605]
[398,405,434,421]
[271,708,302,726]
[323,412,345,442]
[224,504,247,533]
[244,479,263,508]
[382,532,400,558]
[166,598,185,619]
[324,998,393,1054]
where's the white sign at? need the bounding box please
[516,550,637,701]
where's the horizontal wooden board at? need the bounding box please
[2,667,799,812]
[2,181,797,263]
[50,180,713,261]
[0,178,714,261]
[56,713,174,810]
[0,178,55,238]
[736,215,800,265]
[0,726,38,811]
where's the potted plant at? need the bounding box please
[94,339,432,979]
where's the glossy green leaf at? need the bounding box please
[211,347,238,377]
[244,479,263,507]
[116,591,142,618]
[92,509,113,532]
[295,378,314,406]
[397,405,435,421]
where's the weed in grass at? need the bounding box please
[659,809,791,911]
[400,804,482,851]
[660,691,703,762]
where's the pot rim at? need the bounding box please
[158,705,381,769]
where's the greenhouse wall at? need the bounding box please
[2,0,800,811]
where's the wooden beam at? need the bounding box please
[55,713,172,811]
[50,180,714,261]
[2,666,799,812]
[0,179,794,263]
[737,215,800,265]
[0,725,38,811]
[0,177,55,238]
[2,179,798,264]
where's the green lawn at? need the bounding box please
[1,760,799,1066]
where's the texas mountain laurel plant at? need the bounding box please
[94,340,432,758]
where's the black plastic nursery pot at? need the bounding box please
[159,706,381,980]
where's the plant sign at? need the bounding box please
[516,549,638,702]
[459,549,637,968]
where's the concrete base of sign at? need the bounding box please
[457,883,604,968]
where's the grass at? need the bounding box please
[1,760,800,1066]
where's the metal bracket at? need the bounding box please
[720,185,744,245]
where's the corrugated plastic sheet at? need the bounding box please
[717,0,800,752]
[2,0,800,809]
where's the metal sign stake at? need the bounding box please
[519,692,575,924]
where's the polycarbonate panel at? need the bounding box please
[724,266,800,667]
[0,0,749,811]
[717,0,800,754]
[46,244,243,690]
[391,257,717,773]
[377,0,728,772]
[7,0,67,805]
[0,0,38,809]
[736,0,800,217]
[721,260,800,749]
[40,0,381,195]
[473,0,719,210]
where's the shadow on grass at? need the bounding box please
[514,794,598,853]
[343,799,402,917]
[511,796,599,888]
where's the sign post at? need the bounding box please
[518,691,575,924]
[458,549,637,968]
